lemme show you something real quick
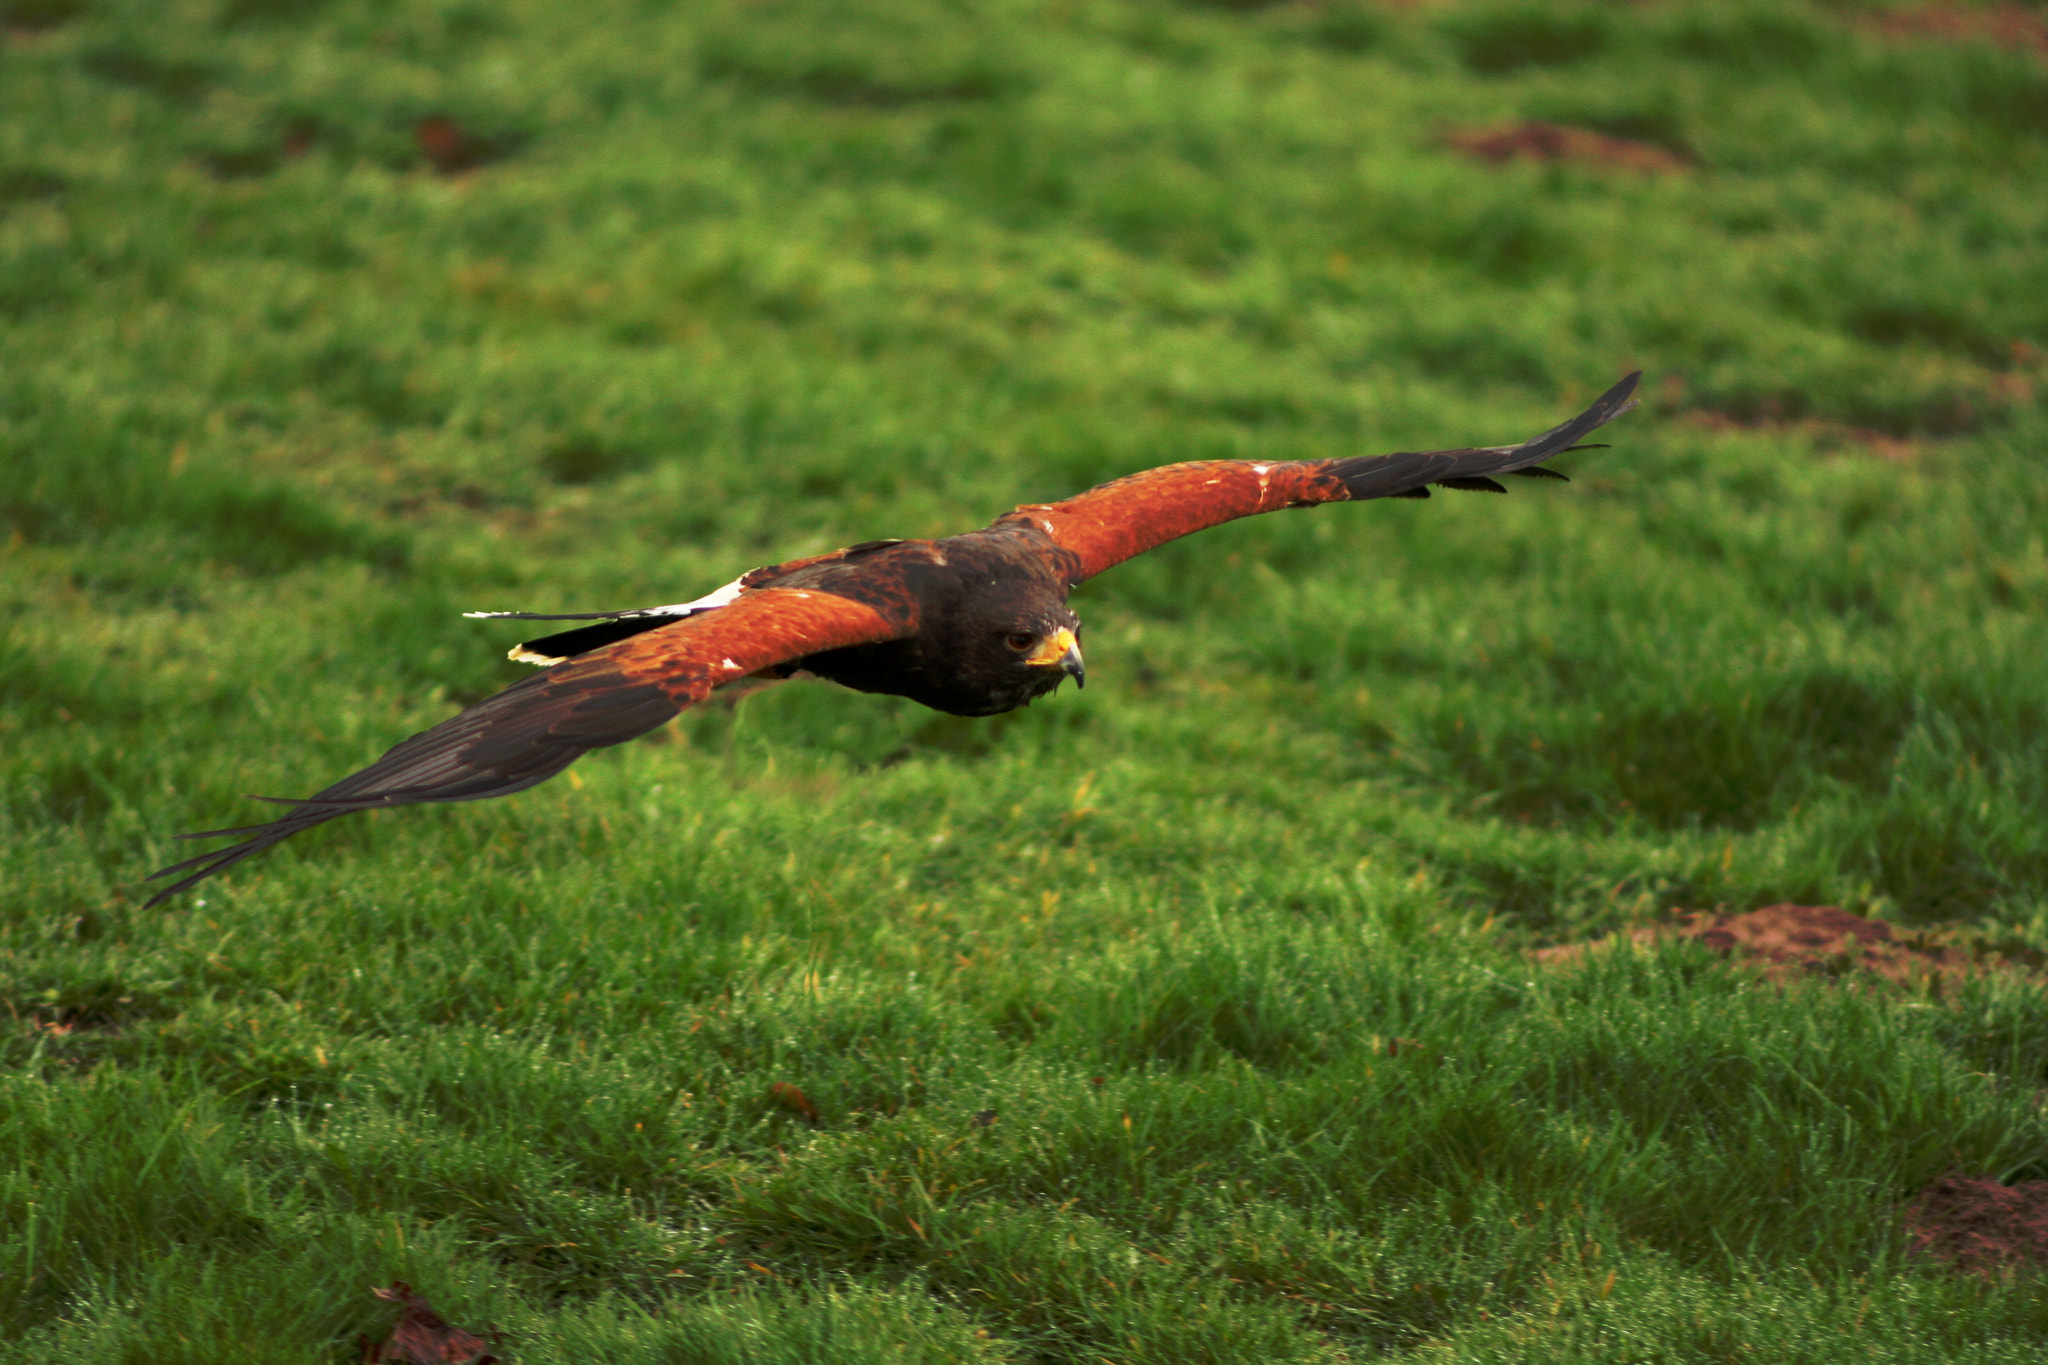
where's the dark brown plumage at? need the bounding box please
[145,371,1640,906]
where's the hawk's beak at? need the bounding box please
[1025,627,1085,688]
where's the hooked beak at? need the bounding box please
[1024,626,1086,689]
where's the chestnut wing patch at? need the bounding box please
[999,372,1639,583]
[145,588,911,906]
[467,541,919,665]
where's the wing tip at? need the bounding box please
[1599,370,1643,419]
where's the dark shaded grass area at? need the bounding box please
[4,0,2048,1358]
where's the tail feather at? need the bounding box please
[144,810,352,906]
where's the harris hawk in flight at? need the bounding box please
[145,372,1640,906]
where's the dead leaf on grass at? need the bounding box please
[768,1081,821,1125]
[414,117,518,176]
[362,1283,498,1365]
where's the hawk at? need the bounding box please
[146,372,1640,905]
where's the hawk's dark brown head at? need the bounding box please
[145,373,1640,905]
[774,527,1086,717]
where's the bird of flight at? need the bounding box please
[146,372,1640,906]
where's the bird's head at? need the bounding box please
[996,609,1085,698]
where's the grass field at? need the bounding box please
[6,0,2048,1358]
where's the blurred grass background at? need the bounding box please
[4,0,2048,1359]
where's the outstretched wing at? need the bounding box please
[994,372,1640,585]
[144,587,912,907]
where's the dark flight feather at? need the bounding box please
[146,589,908,906]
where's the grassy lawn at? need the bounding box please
[6,0,2048,1358]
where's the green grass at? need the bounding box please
[5,0,2048,1358]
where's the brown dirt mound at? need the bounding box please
[1533,903,2033,986]
[1686,409,1921,464]
[1903,1175,2048,1277]
[1676,903,1970,985]
[1543,906,2048,1275]
[1447,122,1688,174]
[1869,5,2048,61]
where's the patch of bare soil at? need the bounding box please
[1544,906,2048,1274]
[1869,5,2048,61]
[1447,122,1688,174]
[1670,904,1975,985]
[1660,354,2042,452]
[1533,903,2037,987]
[1903,1175,2048,1277]
[1685,410,1922,464]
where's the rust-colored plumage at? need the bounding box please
[146,372,1639,906]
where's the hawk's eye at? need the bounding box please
[1003,632,1036,653]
